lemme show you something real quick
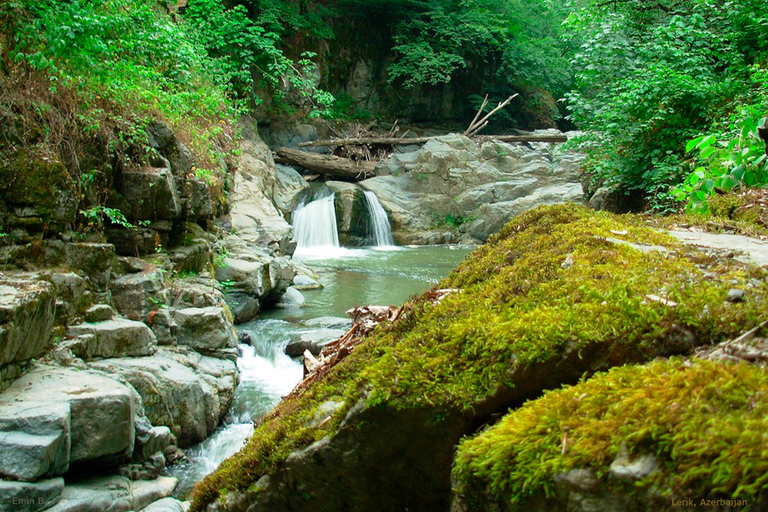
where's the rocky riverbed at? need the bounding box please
[0,117,597,512]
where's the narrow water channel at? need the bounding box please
[168,245,471,497]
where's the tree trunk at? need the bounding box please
[297,134,567,148]
[274,148,376,181]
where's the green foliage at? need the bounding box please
[183,0,335,116]
[190,204,768,511]
[79,205,132,229]
[673,68,768,213]
[454,357,768,507]
[565,0,768,205]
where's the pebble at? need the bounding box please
[726,289,746,303]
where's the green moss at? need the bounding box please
[453,357,768,507]
[190,204,768,511]
[0,149,77,223]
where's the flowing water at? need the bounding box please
[168,186,472,498]
[292,189,340,251]
[363,191,395,247]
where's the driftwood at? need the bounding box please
[297,133,567,148]
[464,94,518,137]
[275,147,376,180]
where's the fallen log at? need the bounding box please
[274,147,376,180]
[297,133,567,148]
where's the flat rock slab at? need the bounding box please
[46,475,177,512]
[138,497,190,512]
[668,230,768,267]
[0,367,136,469]
[0,402,70,481]
[67,318,157,359]
[0,477,64,512]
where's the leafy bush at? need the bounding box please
[565,0,768,207]
[673,67,768,213]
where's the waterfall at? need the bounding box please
[292,190,340,249]
[363,190,395,246]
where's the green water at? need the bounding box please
[265,245,473,321]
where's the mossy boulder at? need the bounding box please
[0,149,77,225]
[190,204,768,512]
[452,357,768,511]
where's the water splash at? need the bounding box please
[363,191,395,247]
[293,189,340,250]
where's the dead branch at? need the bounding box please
[297,133,566,149]
[464,94,518,137]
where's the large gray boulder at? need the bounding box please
[67,318,157,360]
[89,349,237,447]
[111,270,166,323]
[273,164,311,215]
[0,275,55,371]
[121,167,181,222]
[215,253,295,324]
[0,402,70,481]
[0,367,137,477]
[173,307,238,356]
[362,132,586,243]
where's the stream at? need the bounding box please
[167,190,472,498]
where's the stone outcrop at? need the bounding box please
[89,348,237,447]
[0,367,138,480]
[348,132,585,244]
[0,275,55,373]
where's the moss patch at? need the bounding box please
[453,357,768,508]
[190,203,768,511]
[0,148,77,224]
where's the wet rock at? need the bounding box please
[0,477,64,512]
[173,307,238,356]
[293,274,322,290]
[285,328,347,357]
[301,316,352,330]
[276,287,306,308]
[326,181,368,242]
[139,497,190,512]
[67,318,157,359]
[0,275,55,369]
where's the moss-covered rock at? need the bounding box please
[452,357,768,511]
[0,149,77,225]
[190,204,768,512]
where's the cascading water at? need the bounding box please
[363,191,395,247]
[168,320,303,497]
[292,188,340,250]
